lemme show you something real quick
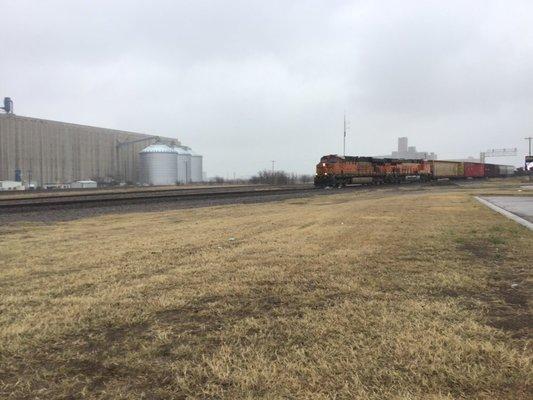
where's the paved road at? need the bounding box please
[482,196,533,223]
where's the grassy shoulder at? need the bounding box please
[0,185,531,399]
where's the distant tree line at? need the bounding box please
[208,170,313,185]
[249,170,313,185]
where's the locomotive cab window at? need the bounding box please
[320,156,338,164]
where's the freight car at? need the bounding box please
[497,165,514,176]
[463,162,485,178]
[484,163,500,178]
[314,155,514,187]
[430,160,464,178]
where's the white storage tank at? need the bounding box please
[174,146,191,184]
[189,150,203,183]
[139,144,178,185]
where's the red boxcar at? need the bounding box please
[464,162,485,178]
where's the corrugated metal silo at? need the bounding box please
[139,144,178,185]
[174,146,191,184]
[189,150,203,182]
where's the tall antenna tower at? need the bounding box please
[343,112,350,157]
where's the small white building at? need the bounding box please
[70,180,98,189]
[0,181,24,191]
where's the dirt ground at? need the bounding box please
[0,180,531,399]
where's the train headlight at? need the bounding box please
[324,173,328,176]
[322,163,326,167]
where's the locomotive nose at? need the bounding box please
[316,163,328,173]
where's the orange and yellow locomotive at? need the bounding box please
[315,155,431,187]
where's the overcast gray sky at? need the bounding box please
[1,0,532,176]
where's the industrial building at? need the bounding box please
[0,112,203,187]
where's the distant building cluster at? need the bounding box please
[388,137,437,160]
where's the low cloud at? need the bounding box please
[1,0,531,175]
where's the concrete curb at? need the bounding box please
[475,196,533,231]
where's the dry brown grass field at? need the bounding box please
[0,182,531,399]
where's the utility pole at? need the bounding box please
[271,160,275,173]
[525,137,533,156]
[343,112,351,157]
[343,112,346,157]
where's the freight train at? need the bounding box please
[314,155,514,187]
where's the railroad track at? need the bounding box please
[0,185,317,212]
[0,184,276,201]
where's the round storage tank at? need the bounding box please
[189,150,203,183]
[173,146,191,184]
[139,144,178,185]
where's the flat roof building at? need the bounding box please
[398,137,408,153]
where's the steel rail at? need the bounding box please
[0,184,298,202]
